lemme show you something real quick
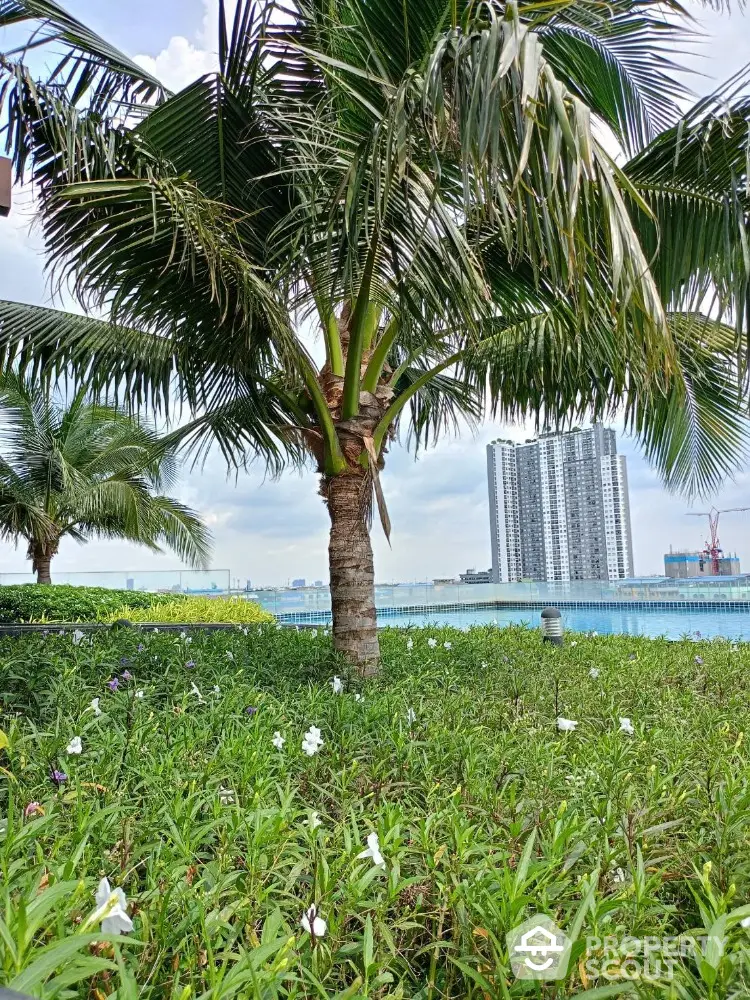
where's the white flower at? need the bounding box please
[190,682,205,704]
[358,831,385,868]
[219,786,235,805]
[354,693,363,702]
[741,916,750,929]
[406,707,416,725]
[95,878,133,936]
[135,690,144,699]
[557,717,578,732]
[619,717,635,736]
[480,661,488,669]
[72,629,85,646]
[226,651,234,661]
[66,736,82,755]
[305,811,322,829]
[272,731,285,749]
[331,676,343,694]
[302,725,324,756]
[90,698,101,717]
[153,628,159,633]
[612,867,627,884]
[589,668,600,679]
[406,638,413,651]
[427,638,437,648]
[213,685,221,695]
[310,629,318,639]
[301,904,326,938]
[443,641,452,650]
[591,631,598,637]
[570,640,577,647]
[322,629,329,637]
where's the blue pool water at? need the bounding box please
[286,605,750,640]
[382,605,750,640]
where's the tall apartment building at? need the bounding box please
[487,425,634,583]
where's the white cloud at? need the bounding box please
[134,35,218,93]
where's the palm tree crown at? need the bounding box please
[0,0,748,664]
[0,373,212,583]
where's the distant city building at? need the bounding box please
[314,580,323,588]
[291,578,306,588]
[664,551,740,578]
[487,425,634,583]
[459,568,493,584]
[432,577,458,585]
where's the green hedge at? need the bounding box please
[0,584,180,624]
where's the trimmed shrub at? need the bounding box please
[106,595,274,624]
[0,584,179,624]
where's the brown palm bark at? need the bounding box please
[324,469,380,674]
[29,538,57,585]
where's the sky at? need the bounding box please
[0,1,749,586]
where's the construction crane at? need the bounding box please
[686,506,750,575]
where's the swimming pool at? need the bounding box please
[282,604,750,640]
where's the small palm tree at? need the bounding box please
[0,373,212,583]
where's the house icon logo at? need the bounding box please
[506,914,571,980]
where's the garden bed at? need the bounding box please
[1,625,749,997]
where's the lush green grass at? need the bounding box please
[2,625,750,998]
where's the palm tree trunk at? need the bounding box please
[34,553,52,583]
[29,542,55,584]
[325,469,380,675]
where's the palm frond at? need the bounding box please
[0,301,175,410]
[625,76,750,345]
[626,313,750,498]
[0,0,167,106]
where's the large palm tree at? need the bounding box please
[0,373,212,583]
[0,0,748,668]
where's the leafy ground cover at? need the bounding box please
[0,586,272,626]
[0,585,178,624]
[1,625,750,999]
[105,596,274,626]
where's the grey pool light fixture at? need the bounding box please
[541,607,563,645]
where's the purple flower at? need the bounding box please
[50,769,68,786]
[245,705,258,717]
[695,655,704,666]
[137,644,145,653]
[25,801,43,818]
[108,677,120,692]
[185,660,196,670]
[121,670,133,681]
[120,657,131,667]
[628,653,637,661]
